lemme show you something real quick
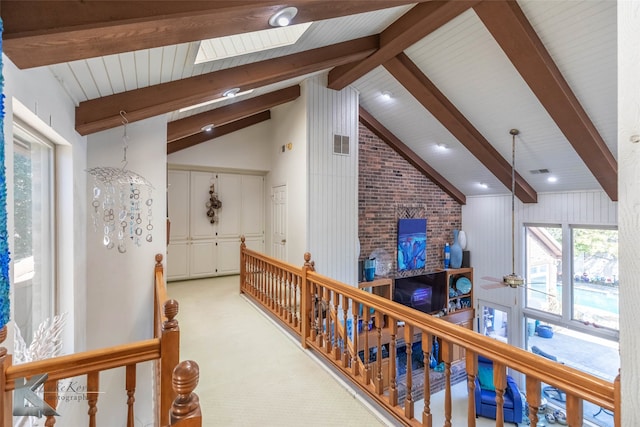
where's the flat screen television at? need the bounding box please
[393,271,447,314]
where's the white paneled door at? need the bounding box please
[272,185,287,261]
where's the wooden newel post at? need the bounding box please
[170,360,202,426]
[240,236,246,294]
[161,299,180,427]
[0,325,12,427]
[300,252,314,349]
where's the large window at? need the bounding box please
[525,225,618,332]
[572,227,618,330]
[13,121,56,346]
[525,225,562,315]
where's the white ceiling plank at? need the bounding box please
[102,54,126,94]
[119,52,138,92]
[160,44,177,84]
[148,47,164,87]
[67,60,100,100]
[85,57,113,98]
[47,63,86,104]
[134,50,150,89]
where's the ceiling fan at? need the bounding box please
[481,129,554,297]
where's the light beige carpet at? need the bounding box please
[168,275,393,426]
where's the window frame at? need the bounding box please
[523,223,619,343]
[12,118,58,346]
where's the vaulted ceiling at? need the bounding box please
[0,1,618,204]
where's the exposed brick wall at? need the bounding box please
[358,123,462,276]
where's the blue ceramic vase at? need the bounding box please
[450,229,463,269]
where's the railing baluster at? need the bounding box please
[293,274,300,329]
[526,376,541,426]
[126,364,136,427]
[161,300,180,427]
[44,379,58,426]
[363,305,371,385]
[87,371,99,427]
[566,393,584,426]
[331,291,340,358]
[286,272,293,324]
[375,310,384,394]
[441,339,453,427]
[465,352,477,427]
[491,360,507,427]
[404,324,414,419]
[322,286,330,350]
[389,318,398,407]
[341,295,349,368]
[422,332,433,427]
[351,301,360,378]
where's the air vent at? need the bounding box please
[529,168,550,174]
[333,134,350,155]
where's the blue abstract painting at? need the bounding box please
[397,218,426,271]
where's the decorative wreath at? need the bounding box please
[206,184,222,223]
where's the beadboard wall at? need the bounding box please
[306,76,360,285]
[358,123,462,276]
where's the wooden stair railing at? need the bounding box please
[0,254,201,427]
[240,240,621,427]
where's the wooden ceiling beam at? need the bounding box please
[359,107,466,205]
[328,1,480,90]
[167,86,299,142]
[384,53,537,203]
[1,1,418,69]
[167,111,271,155]
[75,36,378,136]
[474,0,618,201]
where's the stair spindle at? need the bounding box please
[126,364,136,427]
[87,371,99,427]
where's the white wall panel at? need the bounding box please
[265,95,308,266]
[306,76,359,285]
[618,4,640,423]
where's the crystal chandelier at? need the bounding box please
[87,112,154,253]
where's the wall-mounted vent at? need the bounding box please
[333,134,350,155]
[529,168,550,174]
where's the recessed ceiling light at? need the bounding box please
[435,143,448,150]
[178,89,254,113]
[269,7,298,27]
[223,88,240,98]
[547,176,558,183]
[201,124,214,132]
[381,91,392,100]
[479,182,488,189]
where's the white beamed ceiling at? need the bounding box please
[47,1,617,199]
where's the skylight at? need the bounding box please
[195,22,313,65]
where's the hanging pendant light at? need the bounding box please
[503,128,524,287]
[86,111,154,253]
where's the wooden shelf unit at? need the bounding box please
[355,269,475,365]
[438,267,475,363]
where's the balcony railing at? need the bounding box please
[240,238,620,426]
[0,254,201,427]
